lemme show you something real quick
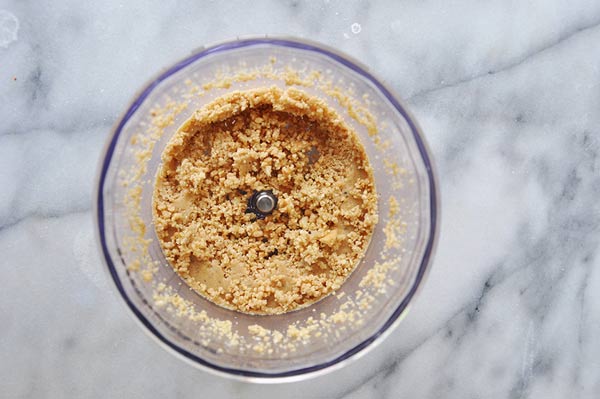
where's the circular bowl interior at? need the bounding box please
[96,37,438,382]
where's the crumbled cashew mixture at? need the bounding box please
[152,87,378,314]
[119,62,413,354]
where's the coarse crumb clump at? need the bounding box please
[152,87,378,315]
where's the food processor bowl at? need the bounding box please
[95,37,439,382]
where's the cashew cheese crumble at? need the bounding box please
[152,87,378,315]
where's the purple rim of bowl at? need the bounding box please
[96,37,439,380]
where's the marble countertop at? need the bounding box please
[2,0,599,397]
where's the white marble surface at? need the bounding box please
[1,0,599,397]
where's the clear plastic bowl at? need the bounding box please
[95,37,439,382]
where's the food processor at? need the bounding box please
[95,37,439,382]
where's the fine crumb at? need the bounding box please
[388,196,400,217]
[153,87,378,315]
[248,324,270,337]
[359,260,396,293]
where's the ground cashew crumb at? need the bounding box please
[152,87,378,315]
